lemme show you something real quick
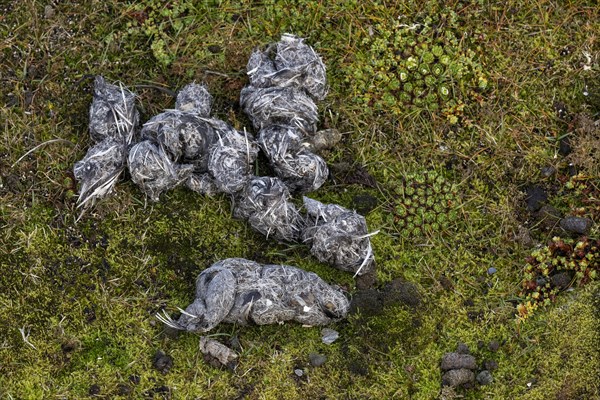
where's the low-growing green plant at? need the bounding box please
[348,4,488,123]
[385,170,459,237]
[517,236,600,321]
[124,1,195,66]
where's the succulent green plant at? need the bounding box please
[124,1,195,66]
[517,236,600,321]
[385,170,459,237]
[349,6,488,123]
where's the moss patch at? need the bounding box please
[0,0,599,399]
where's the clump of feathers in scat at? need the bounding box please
[240,34,332,194]
[128,83,259,199]
[156,258,350,333]
[74,76,140,208]
[302,197,378,276]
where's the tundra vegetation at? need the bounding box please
[0,1,598,399]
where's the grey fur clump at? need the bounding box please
[241,35,331,194]
[302,197,376,276]
[258,125,328,193]
[75,76,140,208]
[157,258,349,332]
[73,138,127,208]
[127,140,194,201]
[88,76,139,144]
[240,86,319,135]
[247,33,327,100]
[141,111,218,168]
[133,83,257,198]
[175,83,212,116]
[233,176,303,242]
[208,121,259,194]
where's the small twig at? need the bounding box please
[18,327,37,350]
[11,138,74,169]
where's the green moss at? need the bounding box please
[1,0,599,399]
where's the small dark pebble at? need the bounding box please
[558,137,572,156]
[483,360,499,371]
[477,340,485,350]
[567,163,578,176]
[551,271,574,290]
[207,45,222,54]
[309,352,327,367]
[456,343,470,355]
[153,350,173,374]
[488,340,500,352]
[442,368,475,387]
[525,185,547,212]
[441,353,477,371]
[88,384,101,396]
[560,216,593,235]
[476,370,494,385]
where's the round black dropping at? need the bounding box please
[88,384,101,396]
[152,350,173,374]
[207,45,222,54]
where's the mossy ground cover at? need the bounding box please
[1,1,598,399]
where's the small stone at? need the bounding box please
[304,128,343,152]
[560,216,593,235]
[441,353,477,371]
[456,343,470,355]
[487,267,497,275]
[294,368,304,377]
[476,370,494,385]
[558,136,572,156]
[321,328,340,345]
[309,352,327,367]
[441,368,475,387]
[488,340,500,352]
